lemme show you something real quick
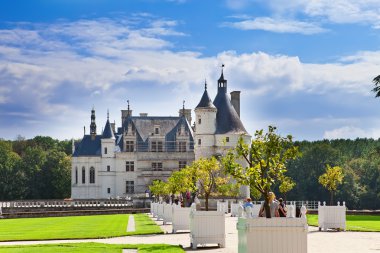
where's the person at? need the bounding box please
[259,192,279,217]
[278,198,287,217]
[243,197,254,209]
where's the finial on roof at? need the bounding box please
[84,126,85,135]
[127,100,130,111]
[107,109,109,120]
[205,79,207,90]
[221,63,225,74]
[183,100,185,111]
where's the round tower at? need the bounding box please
[194,81,217,159]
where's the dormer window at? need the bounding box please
[226,137,229,142]
[155,127,159,134]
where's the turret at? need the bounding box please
[90,107,97,140]
[194,80,217,135]
[101,110,115,158]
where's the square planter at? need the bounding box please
[318,201,346,231]
[172,207,192,233]
[231,202,242,217]
[189,210,226,249]
[217,201,229,214]
[237,216,308,253]
[163,204,181,225]
[157,203,164,220]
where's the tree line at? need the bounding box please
[0,135,379,210]
[0,136,72,200]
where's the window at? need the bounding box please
[82,167,85,184]
[151,141,163,152]
[226,137,229,142]
[198,118,201,124]
[155,127,159,134]
[179,161,187,169]
[126,141,134,152]
[75,167,78,184]
[107,165,110,172]
[126,161,134,172]
[89,167,95,184]
[178,142,186,152]
[152,162,163,171]
[126,181,134,194]
[104,147,107,154]
[107,188,111,194]
[198,139,201,145]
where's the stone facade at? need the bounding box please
[71,69,250,199]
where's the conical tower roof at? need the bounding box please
[195,81,216,109]
[102,112,115,139]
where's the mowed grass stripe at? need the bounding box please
[0,242,184,253]
[307,214,380,232]
[0,214,163,241]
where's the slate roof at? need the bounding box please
[195,89,216,109]
[213,74,248,135]
[102,119,115,139]
[73,135,102,156]
[119,116,194,152]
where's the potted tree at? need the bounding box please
[223,126,307,253]
[318,165,346,231]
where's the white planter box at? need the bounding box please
[157,203,164,220]
[190,210,226,249]
[163,204,181,225]
[172,207,192,233]
[237,217,308,253]
[217,201,229,213]
[152,202,158,218]
[318,201,346,231]
[286,203,296,218]
[231,202,242,217]
[245,204,262,217]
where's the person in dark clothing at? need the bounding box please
[278,198,287,217]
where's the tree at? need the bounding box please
[223,126,300,218]
[279,176,296,202]
[185,157,226,211]
[0,140,25,200]
[149,179,169,202]
[318,165,344,205]
[372,75,380,97]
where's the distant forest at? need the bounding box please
[0,136,379,210]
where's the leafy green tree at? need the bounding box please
[0,140,25,200]
[21,146,47,199]
[185,157,226,210]
[41,150,71,199]
[279,176,296,202]
[149,179,169,202]
[223,126,300,218]
[318,165,344,205]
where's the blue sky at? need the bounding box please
[1,0,380,141]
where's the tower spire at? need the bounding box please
[107,109,109,121]
[205,79,207,90]
[218,64,227,93]
[90,107,97,140]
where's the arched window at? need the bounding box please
[75,167,78,184]
[82,167,85,184]
[89,167,95,184]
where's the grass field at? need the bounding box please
[0,242,184,253]
[307,214,380,232]
[0,214,163,241]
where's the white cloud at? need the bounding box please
[324,126,370,139]
[265,0,380,28]
[224,17,327,34]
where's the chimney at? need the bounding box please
[139,113,148,117]
[111,121,116,133]
[230,91,241,117]
[179,108,192,124]
[121,109,132,125]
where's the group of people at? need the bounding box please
[243,192,287,217]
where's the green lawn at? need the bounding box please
[0,242,184,253]
[307,214,380,232]
[0,214,163,241]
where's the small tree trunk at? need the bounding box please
[205,193,209,211]
[264,194,271,218]
[330,191,334,206]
